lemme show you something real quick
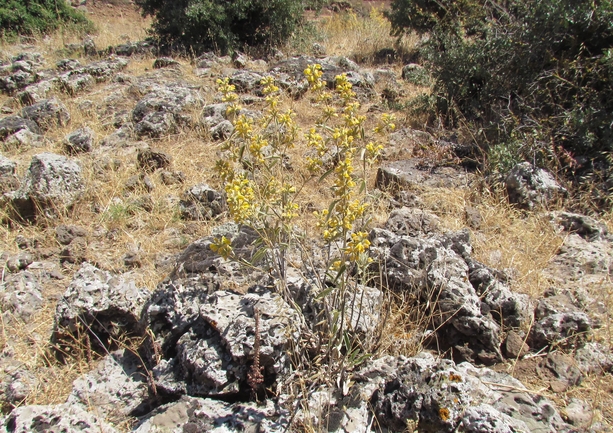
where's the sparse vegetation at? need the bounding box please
[388,0,613,207]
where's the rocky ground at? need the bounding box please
[0,1,611,432]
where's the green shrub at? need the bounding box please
[0,0,92,36]
[134,0,304,55]
[388,0,613,204]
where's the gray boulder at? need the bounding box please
[1,368,38,405]
[370,227,504,363]
[132,85,203,137]
[0,154,16,175]
[134,111,176,137]
[59,71,94,95]
[530,291,592,349]
[65,127,95,154]
[153,57,180,69]
[210,119,234,140]
[0,154,19,193]
[468,260,533,329]
[550,211,609,241]
[505,162,567,209]
[137,147,172,172]
[110,41,157,57]
[0,272,43,320]
[55,224,88,245]
[229,70,265,93]
[18,78,57,105]
[3,403,118,433]
[82,57,128,80]
[10,153,84,220]
[134,396,285,433]
[385,206,440,236]
[146,278,301,399]
[361,353,571,433]
[67,349,152,422]
[574,342,613,374]
[52,263,150,354]
[56,58,81,71]
[178,184,227,220]
[21,98,70,130]
[376,159,473,192]
[0,116,40,140]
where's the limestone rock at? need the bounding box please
[0,116,40,141]
[59,71,94,95]
[530,291,592,349]
[52,263,150,354]
[360,353,571,433]
[505,162,567,210]
[65,127,95,154]
[134,396,286,433]
[55,224,88,245]
[3,403,118,433]
[178,184,227,220]
[550,211,609,241]
[153,57,180,69]
[67,349,152,422]
[10,153,84,220]
[385,206,440,236]
[132,85,202,138]
[21,98,70,130]
[1,368,38,405]
[376,159,473,192]
[0,271,43,320]
[137,148,172,172]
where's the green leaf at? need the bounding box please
[318,167,335,182]
[251,246,268,265]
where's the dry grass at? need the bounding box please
[301,4,418,64]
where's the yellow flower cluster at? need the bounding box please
[304,64,325,91]
[216,77,242,117]
[235,115,253,139]
[211,65,395,282]
[344,231,371,261]
[225,177,255,224]
[374,113,396,134]
[210,236,233,260]
[335,73,356,102]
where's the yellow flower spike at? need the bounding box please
[235,115,254,139]
[225,177,255,224]
[305,64,325,91]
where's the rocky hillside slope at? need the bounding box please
[0,2,611,432]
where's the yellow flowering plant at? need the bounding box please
[211,65,394,374]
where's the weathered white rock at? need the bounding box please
[10,153,84,219]
[3,402,118,433]
[67,350,151,422]
[505,162,567,209]
[52,263,150,353]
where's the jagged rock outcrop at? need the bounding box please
[178,184,227,220]
[21,98,70,130]
[505,162,567,209]
[9,153,84,220]
[3,403,118,433]
[52,263,150,354]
